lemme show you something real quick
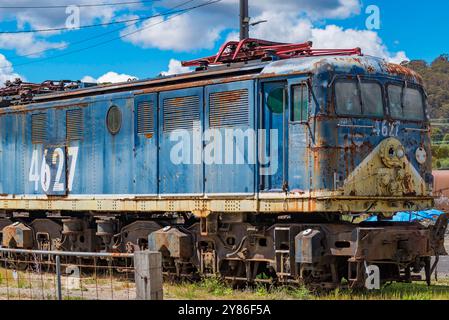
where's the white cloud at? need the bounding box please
[0,34,67,57]
[227,18,408,63]
[0,54,23,85]
[122,0,405,63]
[0,0,147,57]
[122,0,362,52]
[0,0,144,30]
[309,25,408,63]
[122,14,223,51]
[81,71,138,84]
[238,12,314,44]
[160,59,192,76]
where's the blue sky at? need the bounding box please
[0,0,447,84]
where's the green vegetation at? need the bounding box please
[163,277,449,300]
[408,55,449,169]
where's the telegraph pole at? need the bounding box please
[239,0,249,40]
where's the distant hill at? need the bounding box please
[407,55,449,169]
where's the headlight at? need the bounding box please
[415,147,427,165]
[396,147,405,159]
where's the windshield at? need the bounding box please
[335,80,383,117]
[335,79,426,121]
[388,85,425,121]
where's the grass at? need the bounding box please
[0,267,447,300]
[0,269,31,288]
[163,277,449,300]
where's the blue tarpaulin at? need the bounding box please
[364,209,446,222]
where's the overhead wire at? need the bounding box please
[0,0,222,71]
[6,0,198,61]
[0,10,185,34]
[0,1,159,9]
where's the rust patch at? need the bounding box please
[386,63,423,83]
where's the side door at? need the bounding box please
[260,81,288,192]
[159,87,204,195]
[287,79,311,192]
[134,94,158,195]
[28,110,68,196]
[204,81,256,194]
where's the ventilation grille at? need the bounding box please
[209,89,249,127]
[66,109,84,141]
[31,113,47,144]
[163,95,200,132]
[137,101,154,135]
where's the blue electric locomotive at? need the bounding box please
[0,39,445,288]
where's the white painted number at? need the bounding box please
[67,147,79,192]
[29,150,40,191]
[53,148,65,192]
[28,147,79,193]
[40,151,51,192]
[374,120,400,137]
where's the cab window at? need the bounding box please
[360,82,383,117]
[292,84,309,122]
[335,81,361,115]
[335,80,383,117]
[404,88,425,120]
[388,84,425,121]
[388,85,403,119]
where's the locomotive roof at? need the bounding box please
[261,55,423,84]
[8,54,422,108]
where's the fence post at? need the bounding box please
[55,255,62,300]
[134,251,163,300]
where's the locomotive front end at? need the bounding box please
[295,56,448,288]
[307,56,434,214]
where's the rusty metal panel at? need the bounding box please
[31,113,47,144]
[295,229,323,264]
[134,94,158,194]
[204,81,255,194]
[148,227,192,259]
[433,170,449,211]
[163,95,200,133]
[2,222,33,249]
[66,109,84,141]
[209,88,249,127]
[159,87,204,195]
[137,101,154,136]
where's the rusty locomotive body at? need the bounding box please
[0,39,446,288]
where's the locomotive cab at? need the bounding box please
[258,55,435,215]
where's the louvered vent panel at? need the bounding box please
[137,101,154,135]
[66,109,84,141]
[209,89,249,128]
[163,96,200,132]
[31,113,47,144]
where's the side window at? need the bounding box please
[360,82,383,117]
[403,88,425,120]
[267,88,285,114]
[106,105,122,135]
[291,84,309,122]
[388,85,403,119]
[335,81,362,115]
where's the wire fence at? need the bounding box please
[0,248,137,300]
